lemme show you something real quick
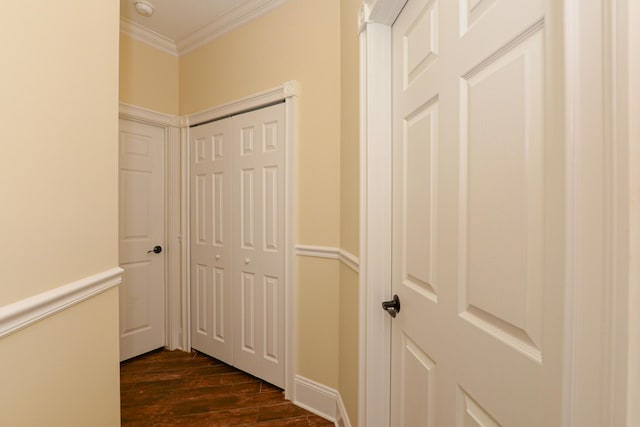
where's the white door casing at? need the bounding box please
[119,118,166,361]
[391,0,560,425]
[190,118,234,365]
[189,103,286,389]
[360,0,633,426]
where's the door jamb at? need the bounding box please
[183,81,299,399]
[118,104,183,352]
[358,0,633,426]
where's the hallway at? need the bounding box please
[120,349,333,426]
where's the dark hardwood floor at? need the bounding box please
[120,349,334,426]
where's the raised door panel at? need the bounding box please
[190,119,233,364]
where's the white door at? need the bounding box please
[119,119,166,361]
[391,0,562,425]
[232,104,286,388]
[190,103,286,388]
[190,118,233,365]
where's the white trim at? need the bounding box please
[119,103,184,351]
[176,0,289,55]
[0,268,123,339]
[284,93,298,399]
[627,1,640,425]
[181,124,191,353]
[185,81,298,127]
[295,245,340,260]
[358,15,393,427]
[338,249,360,273]
[120,1,289,57]
[293,375,338,423]
[295,245,360,273]
[365,0,407,25]
[120,17,178,57]
[119,103,181,127]
[336,392,353,427]
[292,375,353,427]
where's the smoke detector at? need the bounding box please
[134,1,155,17]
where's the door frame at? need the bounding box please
[118,104,183,352]
[183,81,298,399]
[358,0,635,426]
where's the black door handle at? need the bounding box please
[147,245,162,254]
[382,295,400,318]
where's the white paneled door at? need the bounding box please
[190,118,233,365]
[190,103,286,388]
[119,119,166,361]
[391,0,562,425]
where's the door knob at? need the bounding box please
[382,295,401,318]
[147,245,162,254]
[244,258,251,264]
[215,254,221,260]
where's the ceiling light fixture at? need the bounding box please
[134,1,155,17]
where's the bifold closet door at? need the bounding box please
[232,104,286,388]
[190,118,233,365]
[190,103,286,388]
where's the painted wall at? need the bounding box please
[339,0,362,424]
[179,0,342,389]
[0,1,121,425]
[120,33,180,115]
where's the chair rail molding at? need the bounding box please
[0,267,123,339]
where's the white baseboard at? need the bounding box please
[293,375,353,427]
[335,391,353,427]
[0,267,123,339]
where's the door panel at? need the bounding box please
[190,119,233,365]
[119,119,166,361]
[233,104,286,388]
[391,0,561,425]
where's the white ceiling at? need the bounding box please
[120,0,288,56]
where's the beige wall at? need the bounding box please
[341,0,361,257]
[179,0,343,389]
[0,1,121,425]
[180,0,341,248]
[120,34,180,115]
[338,0,362,424]
[339,264,360,426]
[0,289,121,426]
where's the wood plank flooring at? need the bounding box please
[120,349,334,426]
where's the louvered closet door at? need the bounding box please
[232,104,286,388]
[190,118,233,365]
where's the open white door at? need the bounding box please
[119,118,166,361]
[390,0,563,425]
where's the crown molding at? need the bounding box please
[120,17,178,56]
[177,0,289,55]
[119,0,289,57]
